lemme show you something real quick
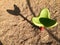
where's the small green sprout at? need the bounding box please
[32,8,58,31]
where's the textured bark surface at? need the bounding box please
[0,0,60,45]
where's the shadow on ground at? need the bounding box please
[0,41,3,45]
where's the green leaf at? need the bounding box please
[32,17,58,28]
[32,17,44,27]
[32,8,58,28]
[39,18,58,28]
[39,8,50,18]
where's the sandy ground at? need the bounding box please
[0,0,60,45]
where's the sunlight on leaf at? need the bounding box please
[39,8,50,18]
